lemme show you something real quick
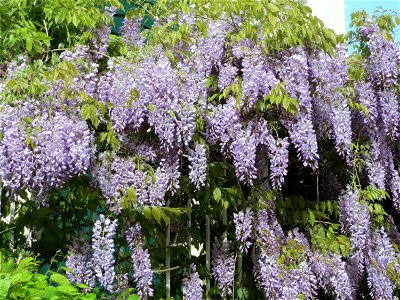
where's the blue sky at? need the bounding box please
[344,0,400,42]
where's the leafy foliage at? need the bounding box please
[0,250,97,299]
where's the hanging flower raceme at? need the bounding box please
[182,264,203,300]
[0,103,95,199]
[233,208,253,253]
[211,233,235,298]
[287,112,319,170]
[311,251,354,300]
[338,186,370,284]
[66,236,96,291]
[92,215,118,293]
[94,155,168,213]
[125,223,153,300]
[187,142,207,189]
[366,228,398,300]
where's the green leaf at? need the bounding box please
[11,272,33,284]
[326,201,333,214]
[236,288,249,300]
[267,3,279,13]
[308,210,315,226]
[126,187,137,204]
[143,206,151,219]
[75,283,89,290]
[55,285,78,295]
[0,273,11,299]
[152,207,162,225]
[50,273,70,286]
[26,38,33,52]
[213,187,221,202]
[81,294,97,300]
[127,294,140,300]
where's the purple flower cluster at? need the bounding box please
[366,229,397,300]
[230,124,258,185]
[268,137,289,190]
[121,17,145,47]
[338,186,370,283]
[311,45,352,160]
[212,233,235,298]
[92,215,118,292]
[193,18,233,75]
[241,50,278,109]
[378,88,399,139]
[31,112,94,195]
[66,236,96,291]
[218,63,238,91]
[233,208,253,253]
[187,143,207,189]
[257,254,282,299]
[94,154,168,213]
[284,261,318,299]
[0,104,94,199]
[205,97,241,153]
[281,47,312,113]
[363,21,399,87]
[255,209,285,256]
[0,105,35,191]
[311,251,353,299]
[125,223,153,300]
[182,264,202,300]
[92,26,111,60]
[287,113,319,170]
[355,81,379,130]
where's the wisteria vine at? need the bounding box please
[0,1,399,299]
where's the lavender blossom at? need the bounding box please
[366,228,397,300]
[282,261,318,300]
[182,264,203,300]
[363,22,399,87]
[281,47,312,113]
[121,17,145,47]
[241,50,278,109]
[91,215,118,292]
[66,236,95,291]
[257,254,283,299]
[255,209,285,256]
[187,143,207,189]
[31,112,95,196]
[94,154,167,213]
[366,137,387,190]
[0,105,34,191]
[311,45,352,160]
[126,223,153,299]
[338,186,370,281]
[268,137,289,190]
[205,97,242,153]
[233,208,253,253]
[287,113,319,170]
[311,251,353,300]
[211,233,235,298]
[0,104,95,198]
[92,26,111,60]
[355,81,379,130]
[192,19,232,75]
[330,95,352,160]
[378,88,399,139]
[230,123,258,185]
[218,63,238,91]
